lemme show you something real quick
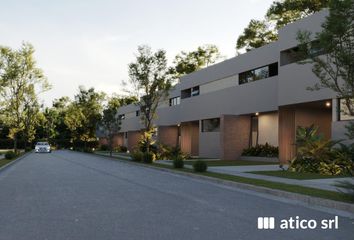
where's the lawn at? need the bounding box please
[0,159,15,168]
[92,152,353,203]
[247,170,352,180]
[184,159,277,166]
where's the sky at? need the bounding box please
[0,0,275,105]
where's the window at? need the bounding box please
[250,116,259,147]
[191,86,200,96]
[136,110,140,117]
[169,96,181,106]
[181,86,199,99]
[124,132,128,139]
[239,63,278,85]
[201,118,220,132]
[280,42,325,66]
[338,98,354,121]
[118,114,125,120]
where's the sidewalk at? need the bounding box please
[156,160,354,192]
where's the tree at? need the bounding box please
[236,20,278,52]
[22,84,42,149]
[100,97,123,156]
[64,87,104,149]
[297,0,354,115]
[171,45,223,77]
[0,43,50,152]
[128,45,172,154]
[266,0,329,29]
[236,0,329,52]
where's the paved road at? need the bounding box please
[0,151,353,240]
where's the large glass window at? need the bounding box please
[239,63,278,85]
[169,96,181,106]
[339,98,354,121]
[201,118,220,132]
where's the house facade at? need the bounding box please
[100,10,352,164]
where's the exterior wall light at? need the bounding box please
[255,112,259,116]
[325,102,331,107]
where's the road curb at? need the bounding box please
[84,151,354,215]
[0,152,30,173]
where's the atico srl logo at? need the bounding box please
[257,216,339,230]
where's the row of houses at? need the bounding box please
[99,10,352,164]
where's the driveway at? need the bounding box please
[0,150,353,240]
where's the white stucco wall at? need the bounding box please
[258,112,278,146]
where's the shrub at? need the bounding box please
[119,145,128,153]
[193,160,208,172]
[5,151,17,160]
[131,150,143,162]
[289,125,354,175]
[84,148,94,153]
[143,152,156,164]
[242,143,278,157]
[100,144,109,151]
[25,147,32,152]
[173,156,184,168]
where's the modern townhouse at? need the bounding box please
[100,10,351,164]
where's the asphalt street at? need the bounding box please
[0,150,353,240]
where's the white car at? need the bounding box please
[35,142,51,153]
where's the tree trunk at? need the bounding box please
[14,134,18,153]
[109,135,113,157]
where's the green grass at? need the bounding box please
[247,170,352,180]
[0,159,14,168]
[93,152,353,203]
[184,159,277,166]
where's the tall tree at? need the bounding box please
[128,45,172,153]
[171,44,223,77]
[297,0,354,115]
[64,87,104,149]
[0,43,50,152]
[100,96,123,156]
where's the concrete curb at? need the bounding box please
[0,152,30,173]
[83,151,354,215]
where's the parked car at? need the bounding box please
[35,142,51,153]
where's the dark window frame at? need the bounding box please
[239,62,278,85]
[201,118,220,132]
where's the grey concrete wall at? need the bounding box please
[278,63,335,106]
[179,76,279,122]
[199,131,221,158]
[332,121,354,144]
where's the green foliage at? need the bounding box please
[118,145,128,153]
[171,44,223,77]
[128,45,172,153]
[5,151,17,160]
[266,0,329,29]
[173,156,184,168]
[193,160,208,172]
[131,150,143,162]
[0,42,51,151]
[289,125,354,175]
[297,0,354,114]
[236,20,277,52]
[236,0,328,51]
[64,87,105,146]
[242,143,279,157]
[100,144,109,151]
[143,151,155,164]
